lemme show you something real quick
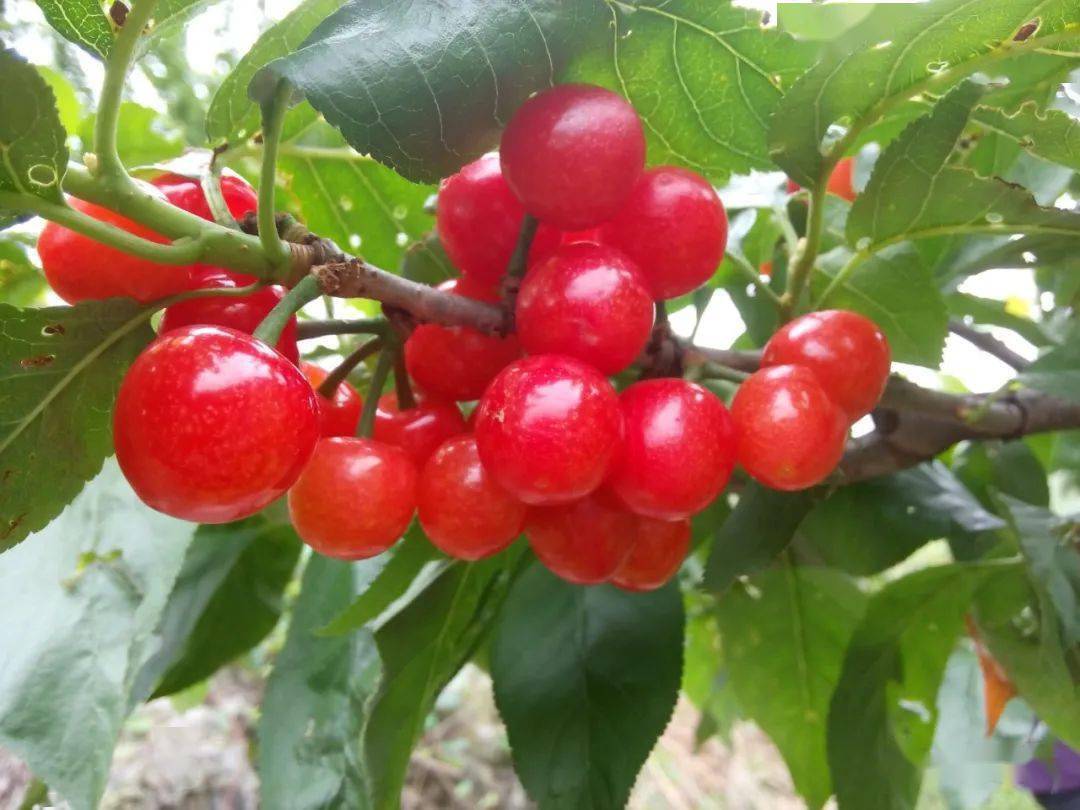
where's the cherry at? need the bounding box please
[159,268,299,364]
[152,170,257,223]
[113,325,320,523]
[606,379,736,520]
[474,354,623,505]
[39,185,191,304]
[288,437,417,559]
[527,224,604,268]
[500,84,645,230]
[611,516,691,592]
[827,158,857,202]
[300,363,363,437]
[516,243,654,375]
[372,392,466,467]
[760,261,773,279]
[404,277,520,402]
[730,365,849,491]
[599,166,728,301]
[417,435,527,560]
[524,489,636,585]
[762,309,891,419]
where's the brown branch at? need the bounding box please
[949,319,1032,371]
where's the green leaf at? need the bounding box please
[33,0,114,59]
[1019,339,1080,403]
[0,461,196,810]
[259,554,382,810]
[768,0,1080,187]
[276,123,434,270]
[703,483,820,594]
[717,566,867,809]
[36,66,82,135]
[0,48,68,212]
[813,245,948,366]
[827,562,1009,810]
[952,440,1050,508]
[146,515,303,698]
[399,232,456,286]
[253,0,605,184]
[0,237,46,307]
[0,299,155,550]
[971,102,1080,173]
[491,561,684,810]
[206,0,345,144]
[80,102,184,168]
[946,291,1053,348]
[801,462,1004,576]
[563,1,814,185]
[364,546,525,809]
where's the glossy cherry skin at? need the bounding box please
[288,437,418,559]
[113,325,320,523]
[372,393,466,467]
[730,365,849,491]
[527,225,604,268]
[611,517,691,592]
[762,309,891,419]
[405,277,521,402]
[827,158,856,202]
[417,435,527,560]
[607,379,736,520]
[600,166,728,300]
[152,170,258,223]
[475,354,623,505]
[525,489,637,585]
[160,268,299,364]
[500,84,645,230]
[301,363,363,437]
[39,187,191,304]
[516,243,654,375]
[436,154,558,285]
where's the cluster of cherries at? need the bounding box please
[37,82,890,591]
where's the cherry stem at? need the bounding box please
[296,318,388,340]
[357,347,395,438]
[699,362,750,385]
[253,274,321,346]
[506,214,539,280]
[200,165,238,231]
[392,346,417,409]
[257,80,295,276]
[316,336,384,399]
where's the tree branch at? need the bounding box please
[948,319,1032,371]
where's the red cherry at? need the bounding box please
[731,365,849,491]
[405,277,520,402]
[760,261,773,278]
[611,516,691,592]
[500,84,645,230]
[372,392,466,467]
[113,325,319,523]
[159,268,299,364]
[475,354,623,505]
[417,435,526,560]
[527,224,604,268]
[516,243,654,375]
[39,187,191,304]
[827,158,857,202]
[607,379,736,520]
[151,170,258,222]
[600,166,728,300]
[288,437,417,559]
[762,309,890,419]
[301,363,363,437]
[524,489,636,585]
[786,178,801,194]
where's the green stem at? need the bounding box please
[200,166,238,230]
[698,362,750,385]
[253,274,321,346]
[773,204,800,257]
[507,214,539,280]
[782,185,825,319]
[392,345,417,409]
[257,81,294,275]
[316,336,384,399]
[726,252,784,311]
[296,318,388,340]
[357,347,395,438]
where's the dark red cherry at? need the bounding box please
[301,362,363,437]
[611,516,691,592]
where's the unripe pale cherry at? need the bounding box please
[404,277,521,402]
[611,516,691,592]
[160,268,299,364]
[418,435,527,560]
[731,365,849,491]
[288,437,418,559]
[39,186,191,304]
[475,354,623,505]
[762,309,890,419]
[600,166,728,300]
[300,363,363,437]
[606,379,736,520]
[525,489,637,585]
[500,84,645,230]
[372,393,466,467]
[516,243,654,375]
[113,325,320,523]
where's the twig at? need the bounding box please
[316,337,383,399]
[949,319,1032,371]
